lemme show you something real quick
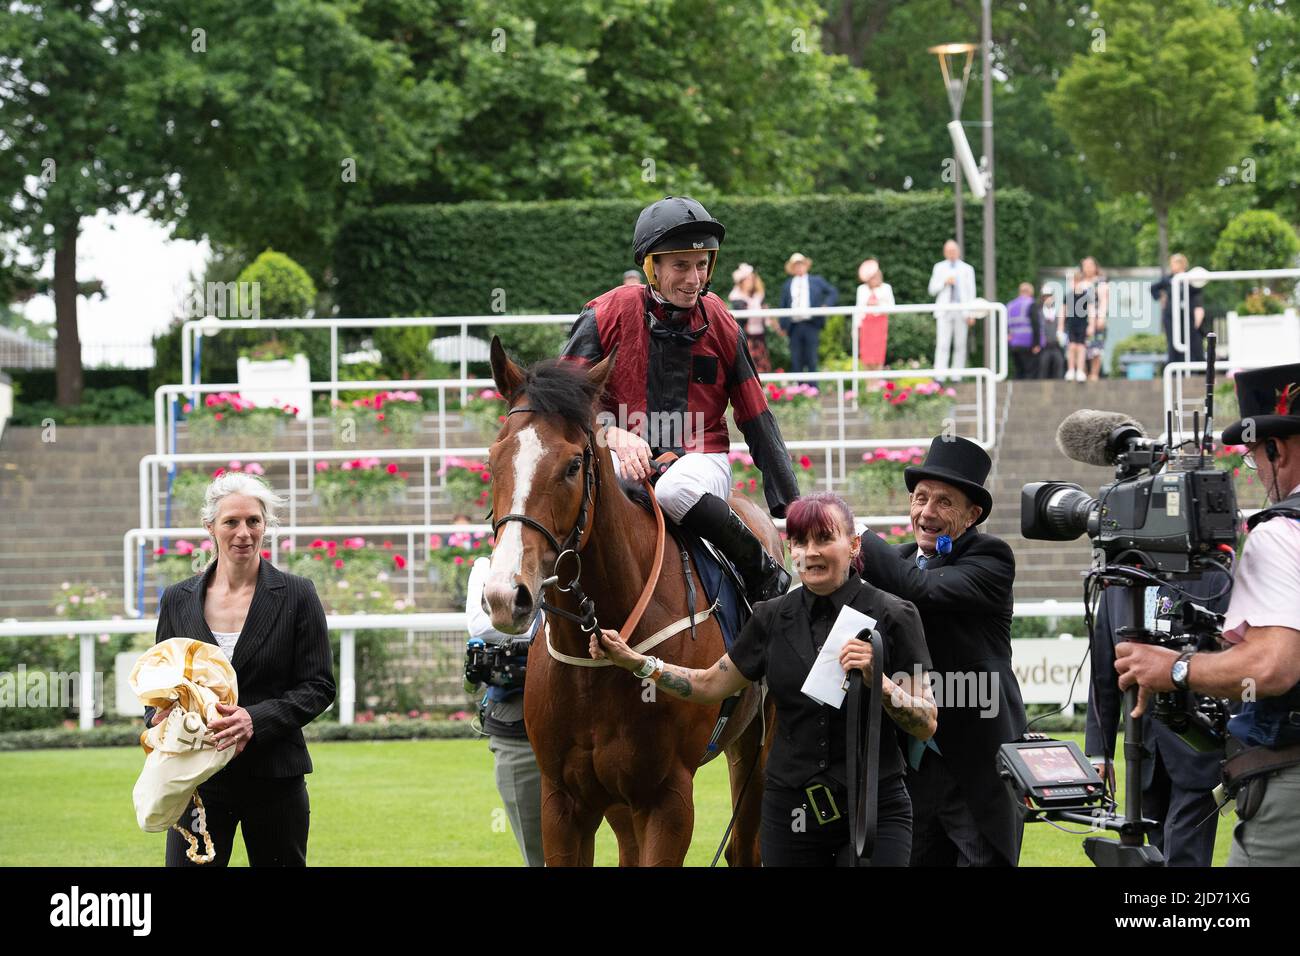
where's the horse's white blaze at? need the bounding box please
[489,425,546,583]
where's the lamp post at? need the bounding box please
[928,42,976,250]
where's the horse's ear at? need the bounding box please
[490,335,524,400]
[587,345,618,401]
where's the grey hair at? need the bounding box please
[200,471,285,533]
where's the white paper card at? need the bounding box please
[800,604,877,709]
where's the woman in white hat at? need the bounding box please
[854,259,894,370]
[728,262,774,372]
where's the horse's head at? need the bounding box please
[483,336,617,634]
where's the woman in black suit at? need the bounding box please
[146,472,336,866]
[591,492,936,866]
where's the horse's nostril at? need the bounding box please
[513,584,534,616]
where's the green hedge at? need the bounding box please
[335,190,1039,335]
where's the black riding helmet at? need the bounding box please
[632,196,725,291]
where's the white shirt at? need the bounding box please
[211,630,240,660]
[927,258,977,320]
[790,274,811,322]
[1223,483,1300,643]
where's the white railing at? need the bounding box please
[0,603,1086,731]
[1161,359,1276,441]
[180,301,1009,400]
[1170,267,1300,355]
[148,368,996,515]
[121,514,918,617]
[0,614,459,730]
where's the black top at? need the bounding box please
[146,558,337,780]
[1150,274,1203,324]
[728,574,930,790]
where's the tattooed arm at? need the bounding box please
[591,628,751,703]
[882,672,938,741]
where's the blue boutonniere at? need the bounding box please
[936,534,953,555]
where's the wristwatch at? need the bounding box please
[1170,651,1195,691]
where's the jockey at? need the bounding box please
[561,196,798,602]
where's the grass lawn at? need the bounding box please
[0,733,1235,866]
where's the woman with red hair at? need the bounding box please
[591,492,936,866]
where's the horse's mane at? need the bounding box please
[515,358,653,512]
[517,359,601,429]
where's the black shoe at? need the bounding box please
[680,494,791,603]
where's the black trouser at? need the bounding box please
[759,775,912,866]
[1010,348,1038,380]
[1164,314,1205,366]
[1142,745,1219,867]
[165,773,310,867]
[1036,346,1064,380]
[908,752,1012,866]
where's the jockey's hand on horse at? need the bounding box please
[605,426,654,482]
[590,627,643,671]
[838,637,873,680]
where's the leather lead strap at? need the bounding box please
[846,628,885,867]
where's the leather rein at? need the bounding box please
[489,405,667,644]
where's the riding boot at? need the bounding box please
[679,493,791,603]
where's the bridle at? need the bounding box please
[488,404,603,632]
[486,401,666,639]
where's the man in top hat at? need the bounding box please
[559,196,798,603]
[1116,364,1300,866]
[778,252,838,380]
[856,435,1027,865]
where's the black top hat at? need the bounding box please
[1220,363,1300,446]
[903,436,994,524]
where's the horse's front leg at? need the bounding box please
[631,767,696,867]
[540,775,604,867]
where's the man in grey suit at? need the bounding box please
[927,239,978,380]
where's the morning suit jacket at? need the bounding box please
[145,558,336,779]
[857,526,1027,864]
[729,575,931,791]
[778,275,838,333]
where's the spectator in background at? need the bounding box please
[779,252,838,380]
[622,269,642,287]
[728,263,774,373]
[1062,256,1109,382]
[927,240,977,381]
[1151,254,1207,367]
[1035,284,1065,380]
[854,259,894,371]
[1006,282,1037,379]
[1079,258,1110,381]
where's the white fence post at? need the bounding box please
[79,633,95,730]
[340,629,356,725]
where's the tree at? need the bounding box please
[1049,0,1262,264]
[0,1,427,405]
[364,0,878,203]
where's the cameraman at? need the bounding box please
[1088,572,1230,866]
[1116,364,1300,866]
[464,555,543,867]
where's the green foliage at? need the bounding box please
[8,386,155,426]
[236,250,316,319]
[336,191,1037,323]
[1049,0,1262,257]
[1211,210,1300,273]
[1111,333,1168,357]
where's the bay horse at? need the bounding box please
[481,337,781,866]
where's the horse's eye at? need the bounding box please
[567,458,582,478]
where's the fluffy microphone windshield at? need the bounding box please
[1055,409,1146,466]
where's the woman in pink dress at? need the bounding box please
[855,259,894,369]
[728,263,773,372]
